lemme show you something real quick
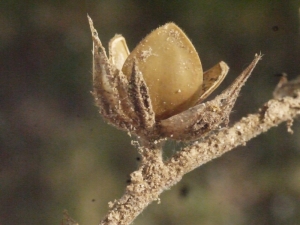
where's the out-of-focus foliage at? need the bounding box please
[0,1,299,225]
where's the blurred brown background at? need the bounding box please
[1,1,300,225]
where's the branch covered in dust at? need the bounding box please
[96,78,300,225]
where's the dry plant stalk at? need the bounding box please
[74,16,300,225]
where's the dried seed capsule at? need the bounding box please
[122,23,203,120]
[109,35,130,71]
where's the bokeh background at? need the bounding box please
[1,1,300,225]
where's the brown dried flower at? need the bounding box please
[88,16,261,142]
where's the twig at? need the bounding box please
[97,82,300,225]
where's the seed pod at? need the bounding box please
[89,15,259,141]
[109,35,130,71]
[122,23,203,120]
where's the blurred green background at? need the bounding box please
[1,1,300,225]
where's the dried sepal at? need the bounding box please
[128,61,155,130]
[89,16,157,138]
[88,16,136,131]
[159,54,262,141]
